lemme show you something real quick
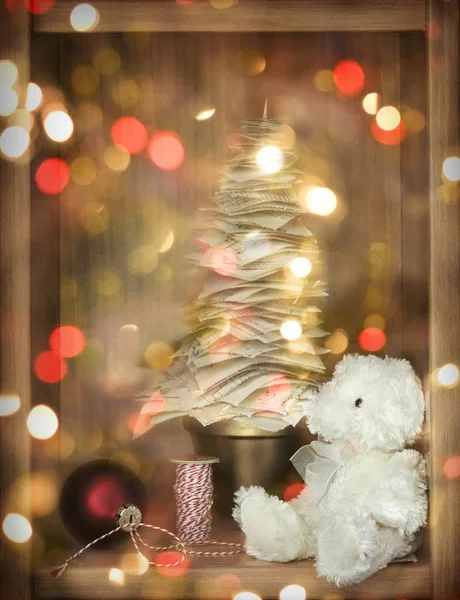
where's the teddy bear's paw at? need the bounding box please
[316,511,379,587]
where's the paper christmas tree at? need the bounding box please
[136,113,328,433]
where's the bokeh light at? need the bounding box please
[80,203,109,235]
[324,329,349,354]
[364,314,385,330]
[35,158,70,194]
[0,395,21,417]
[283,482,306,502]
[436,363,459,388]
[44,110,74,142]
[128,245,158,275]
[290,257,312,278]
[155,551,189,577]
[96,270,121,297]
[233,592,262,600]
[120,552,149,575]
[313,69,335,92]
[358,327,386,352]
[111,117,148,154]
[70,156,97,186]
[442,156,460,182]
[93,47,121,76]
[0,60,18,87]
[239,49,266,76]
[0,87,18,116]
[111,79,140,108]
[443,456,460,480]
[34,350,68,383]
[279,584,307,600]
[256,145,283,174]
[71,65,100,95]
[147,132,184,170]
[26,82,42,111]
[303,186,337,216]
[280,320,302,341]
[402,109,425,134]
[104,145,130,172]
[109,568,125,586]
[24,0,55,14]
[70,3,99,31]
[49,326,86,358]
[144,342,174,370]
[2,514,32,543]
[362,92,380,115]
[196,108,216,121]
[0,126,30,159]
[13,472,59,517]
[333,60,365,96]
[376,106,401,131]
[27,405,59,439]
[371,120,406,146]
[159,230,175,253]
[10,109,35,132]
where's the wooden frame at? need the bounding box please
[1,1,458,599]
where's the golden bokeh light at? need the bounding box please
[144,341,174,370]
[120,552,149,575]
[70,3,100,32]
[364,313,386,330]
[71,65,100,95]
[109,568,125,586]
[70,156,97,186]
[93,47,121,76]
[79,203,109,235]
[362,92,380,115]
[280,320,302,341]
[44,110,74,142]
[313,70,335,93]
[437,363,459,388]
[0,60,18,87]
[104,145,130,172]
[324,329,349,355]
[111,79,140,108]
[0,87,18,116]
[196,108,216,121]
[0,126,30,159]
[402,109,425,134]
[9,108,35,132]
[289,257,312,278]
[159,230,175,253]
[27,405,59,440]
[2,514,32,544]
[442,156,460,182]
[12,473,58,517]
[26,82,42,111]
[303,186,337,216]
[0,395,21,417]
[279,584,307,600]
[376,106,401,131]
[96,270,121,297]
[128,245,158,275]
[239,49,266,76]
[256,145,283,174]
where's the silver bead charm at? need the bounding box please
[115,504,142,531]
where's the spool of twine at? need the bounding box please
[170,456,219,544]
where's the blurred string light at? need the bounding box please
[0,126,30,159]
[436,363,459,388]
[44,110,74,142]
[313,69,335,92]
[2,514,32,543]
[109,568,125,586]
[376,106,401,131]
[195,108,216,121]
[104,145,130,172]
[49,326,86,358]
[93,47,121,76]
[147,132,184,170]
[358,327,386,352]
[71,65,100,95]
[27,405,59,439]
[0,59,18,86]
[35,158,70,194]
[362,92,380,115]
[443,456,460,480]
[111,117,147,154]
[70,156,97,186]
[26,83,42,111]
[0,395,21,417]
[256,145,283,174]
[0,87,18,116]
[325,329,349,354]
[442,156,460,182]
[70,3,100,32]
[280,320,302,341]
[233,592,261,600]
[34,350,67,383]
[24,0,55,14]
[279,584,307,600]
[159,230,175,253]
[303,186,337,216]
[333,60,365,96]
[289,257,312,278]
[144,342,174,370]
[80,203,109,235]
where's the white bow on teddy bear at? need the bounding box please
[233,354,428,587]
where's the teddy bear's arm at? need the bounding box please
[366,450,428,535]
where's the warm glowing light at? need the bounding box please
[402,109,425,134]
[195,108,216,121]
[35,158,70,195]
[120,552,149,575]
[239,49,266,76]
[358,328,386,352]
[93,47,121,76]
[256,145,283,174]
[279,584,307,600]
[111,79,140,108]
[70,4,99,31]
[34,351,67,383]
[10,109,34,132]
[283,483,306,502]
[0,60,18,86]
[0,126,29,158]
[437,363,459,388]
[144,342,174,370]
[376,106,401,131]
[443,456,460,480]
[362,92,379,115]
[70,156,97,186]
[304,186,337,216]
[2,514,32,543]
[442,157,460,182]
[24,0,55,14]
[147,132,184,170]
[109,568,125,586]
[128,245,158,275]
[0,87,18,116]
[333,60,365,96]
[280,320,302,341]
[290,257,312,278]
[104,145,130,172]
[371,121,405,146]
[0,395,21,416]
[13,472,59,517]
[27,405,59,439]
[155,551,189,577]
[80,203,109,235]
[111,117,148,154]
[44,110,74,142]
[364,314,385,330]
[233,592,262,600]
[313,69,335,92]
[325,329,349,355]
[49,326,86,358]
[71,65,100,95]
[159,230,175,253]
[26,83,42,111]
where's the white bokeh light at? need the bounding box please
[437,363,459,388]
[2,513,32,543]
[0,60,18,87]
[376,106,401,131]
[280,320,302,341]
[290,257,312,278]
[44,110,74,142]
[27,405,59,440]
[0,87,18,116]
[279,584,307,600]
[108,568,125,586]
[362,92,379,115]
[304,186,337,216]
[195,108,216,121]
[442,156,460,182]
[233,593,262,600]
[0,395,21,417]
[0,126,30,159]
[70,4,100,32]
[256,145,284,174]
[26,83,42,111]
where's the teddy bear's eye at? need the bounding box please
[355,398,363,407]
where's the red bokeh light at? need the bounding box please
[86,476,125,518]
[443,456,460,480]
[284,483,308,502]
[207,247,238,277]
[371,120,406,146]
[49,325,86,358]
[333,60,365,96]
[111,117,148,154]
[34,350,68,383]
[358,327,386,352]
[147,132,184,171]
[155,551,189,577]
[24,0,55,14]
[35,158,70,195]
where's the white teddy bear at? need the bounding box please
[233,354,428,587]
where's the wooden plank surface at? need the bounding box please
[34,0,426,33]
[428,1,460,599]
[0,4,31,600]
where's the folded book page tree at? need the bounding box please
[136,112,328,434]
